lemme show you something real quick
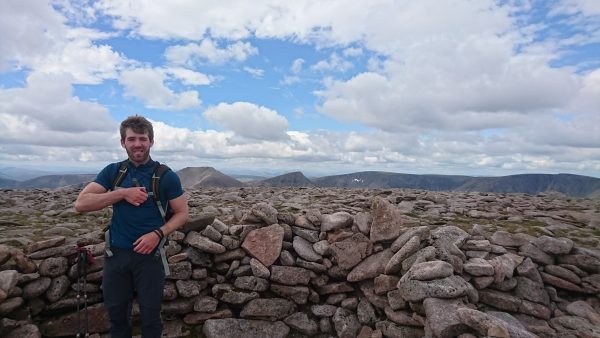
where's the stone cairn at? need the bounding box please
[0,187,599,338]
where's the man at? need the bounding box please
[75,115,188,338]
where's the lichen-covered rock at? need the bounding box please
[45,275,70,303]
[385,236,421,274]
[347,249,394,282]
[401,260,454,282]
[423,298,470,338]
[270,265,311,285]
[284,312,319,336]
[390,226,430,252]
[270,284,310,304]
[250,202,278,225]
[38,257,68,277]
[457,308,538,338]
[369,197,404,243]
[397,275,477,303]
[184,231,226,254]
[321,211,353,232]
[532,236,573,255]
[375,320,424,338]
[203,318,290,338]
[292,235,322,262]
[26,237,66,254]
[333,307,361,338]
[330,233,372,270]
[464,257,494,276]
[490,231,530,247]
[23,277,52,299]
[0,270,19,302]
[565,300,600,326]
[240,298,296,320]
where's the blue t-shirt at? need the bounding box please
[95,158,184,250]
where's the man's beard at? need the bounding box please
[126,147,150,164]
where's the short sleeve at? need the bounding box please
[94,163,118,191]
[161,169,184,202]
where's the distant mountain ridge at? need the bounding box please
[0,167,55,181]
[1,166,599,198]
[455,173,600,197]
[176,167,245,188]
[253,171,314,187]
[0,174,97,189]
[313,171,600,198]
[312,171,470,190]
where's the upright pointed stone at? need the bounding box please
[369,197,404,243]
[242,224,284,267]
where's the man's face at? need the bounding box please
[121,128,153,165]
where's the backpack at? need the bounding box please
[111,159,173,222]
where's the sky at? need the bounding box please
[0,0,599,178]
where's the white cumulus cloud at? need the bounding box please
[165,39,258,66]
[119,68,201,110]
[203,102,289,141]
[0,72,116,146]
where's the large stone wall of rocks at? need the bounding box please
[0,187,599,338]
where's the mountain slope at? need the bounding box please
[16,174,97,189]
[456,173,600,197]
[0,167,54,181]
[176,167,245,188]
[0,177,18,189]
[253,171,315,187]
[313,171,471,190]
[313,171,600,197]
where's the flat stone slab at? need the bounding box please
[397,275,477,302]
[424,298,470,338]
[203,318,289,338]
[348,249,394,282]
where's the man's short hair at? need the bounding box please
[120,115,154,141]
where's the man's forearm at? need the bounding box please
[160,209,188,236]
[75,189,124,212]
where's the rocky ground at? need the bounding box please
[0,186,599,337]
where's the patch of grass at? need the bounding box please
[488,219,550,237]
[522,227,541,237]
[28,232,50,244]
[519,219,549,229]
[11,214,30,225]
[552,229,569,238]
[501,223,520,234]
[404,211,419,218]
[571,236,600,248]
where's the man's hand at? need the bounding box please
[123,187,148,206]
[133,231,160,254]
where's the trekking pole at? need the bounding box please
[76,246,83,337]
[83,251,89,337]
[75,243,94,337]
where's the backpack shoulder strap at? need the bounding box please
[151,161,173,276]
[111,160,129,191]
[150,161,171,222]
[151,162,171,201]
